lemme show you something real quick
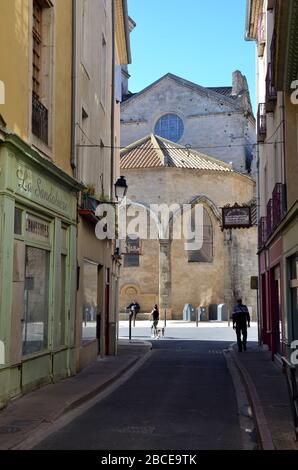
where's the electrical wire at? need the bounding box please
[76,141,284,150]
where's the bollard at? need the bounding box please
[129,314,132,341]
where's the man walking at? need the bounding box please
[127,300,140,326]
[232,299,250,352]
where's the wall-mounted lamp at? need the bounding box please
[114,175,128,201]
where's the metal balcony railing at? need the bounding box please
[32,93,48,145]
[257,103,267,142]
[272,183,287,229]
[258,216,267,248]
[266,62,277,111]
[267,198,273,237]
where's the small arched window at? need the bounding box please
[187,208,213,263]
[154,114,184,142]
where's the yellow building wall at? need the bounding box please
[54,0,73,176]
[0,0,73,176]
[0,0,30,141]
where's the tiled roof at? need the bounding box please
[120,135,233,172]
[207,86,233,96]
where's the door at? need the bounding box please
[270,265,281,354]
[105,268,110,355]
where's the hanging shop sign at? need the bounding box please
[222,204,252,229]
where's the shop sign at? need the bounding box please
[16,164,74,218]
[25,214,50,242]
[222,205,252,229]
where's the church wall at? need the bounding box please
[170,216,225,319]
[121,77,256,172]
[119,167,258,319]
[120,239,159,313]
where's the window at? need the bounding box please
[32,0,50,145]
[59,254,67,346]
[22,247,50,355]
[82,260,98,342]
[187,208,213,263]
[124,238,140,267]
[33,0,42,98]
[14,208,23,235]
[154,114,184,142]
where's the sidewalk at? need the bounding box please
[0,339,152,450]
[230,343,298,450]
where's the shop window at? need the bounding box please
[59,254,67,346]
[82,260,98,342]
[187,208,213,263]
[22,246,50,356]
[14,208,22,235]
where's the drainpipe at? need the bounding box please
[110,0,115,199]
[71,0,77,176]
[70,0,78,375]
[281,92,287,208]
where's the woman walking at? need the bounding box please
[151,304,159,338]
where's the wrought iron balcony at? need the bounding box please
[266,62,277,111]
[272,183,287,229]
[267,198,273,237]
[32,93,48,145]
[257,103,267,142]
[258,216,267,249]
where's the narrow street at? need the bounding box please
[1,0,298,460]
[34,335,258,450]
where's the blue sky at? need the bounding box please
[127,0,256,113]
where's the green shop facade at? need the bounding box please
[0,128,82,407]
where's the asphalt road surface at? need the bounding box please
[35,339,258,450]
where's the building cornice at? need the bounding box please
[245,0,263,40]
[115,0,132,65]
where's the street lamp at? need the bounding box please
[114,175,128,201]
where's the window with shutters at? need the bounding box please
[31,0,53,146]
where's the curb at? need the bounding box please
[229,345,275,450]
[10,345,153,450]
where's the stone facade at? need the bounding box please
[121,71,256,174]
[119,151,258,320]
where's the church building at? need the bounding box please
[119,135,258,320]
[119,71,258,320]
[121,71,256,174]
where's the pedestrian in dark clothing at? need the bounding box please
[151,304,159,337]
[232,298,250,352]
[127,301,140,325]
